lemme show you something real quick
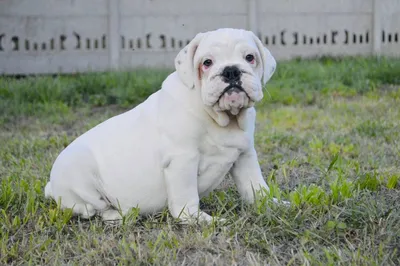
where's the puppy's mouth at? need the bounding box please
[216,81,252,115]
[218,81,250,101]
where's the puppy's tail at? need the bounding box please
[44,182,53,199]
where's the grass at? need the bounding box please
[0,56,399,265]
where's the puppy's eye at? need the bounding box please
[203,59,213,67]
[245,54,255,63]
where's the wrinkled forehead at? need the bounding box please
[195,30,258,60]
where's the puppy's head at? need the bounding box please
[175,28,276,117]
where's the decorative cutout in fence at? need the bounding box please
[120,34,191,51]
[382,31,399,43]
[258,29,374,46]
[3,29,397,53]
[0,33,108,52]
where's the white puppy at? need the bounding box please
[45,28,280,223]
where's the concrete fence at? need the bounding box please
[0,0,399,75]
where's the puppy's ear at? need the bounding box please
[250,32,277,85]
[175,32,205,89]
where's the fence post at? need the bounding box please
[108,0,120,69]
[372,0,381,56]
[248,0,258,34]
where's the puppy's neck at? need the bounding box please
[204,106,249,131]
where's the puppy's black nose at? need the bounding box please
[221,66,241,82]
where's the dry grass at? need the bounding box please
[0,57,399,265]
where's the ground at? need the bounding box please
[0,57,399,265]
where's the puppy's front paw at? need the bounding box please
[178,211,225,225]
[100,209,123,225]
[272,197,291,207]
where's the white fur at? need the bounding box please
[45,28,282,223]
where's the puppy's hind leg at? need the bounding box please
[48,180,108,219]
[45,182,54,199]
[47,145,109,219]
[45,181,97,218]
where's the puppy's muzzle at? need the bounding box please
[218,66,249,100]
[218,82,249,101]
